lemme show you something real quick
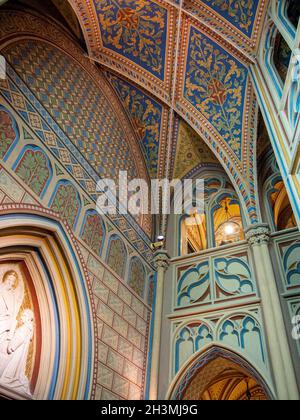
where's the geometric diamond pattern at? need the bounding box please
[4,41,139,182]
[90,267,150,401]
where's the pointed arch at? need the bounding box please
[106,234,128,280]
[128,256,146,299]
[0,204,96,400]
[166,344,275,401]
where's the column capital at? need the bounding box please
[153,250,170,271]
[245,223,271,246]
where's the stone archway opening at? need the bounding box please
[168,346,275,401]
[182,357,269,400]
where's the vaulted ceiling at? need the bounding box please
[67,0,269,227]
[182,357,269,400]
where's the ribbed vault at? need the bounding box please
[67,0,270,229]
[0,0,271,233]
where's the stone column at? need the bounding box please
[246,224,299,400]
[149,250,170,401]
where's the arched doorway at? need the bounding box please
[183,357,268,400]
[167,346,275,401]
[0,204,96,400]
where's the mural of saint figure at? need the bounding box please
[0,271,24,343]
[0,269,34,397]
[0,309,34,396]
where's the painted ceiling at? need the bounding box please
[187,0,260,39]
[173,119,219,180]
[95,0,168,80]
[67,0,269,226]
[107,72,168,179]
[2,0,296,254]
[182,357,268,400]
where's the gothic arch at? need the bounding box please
[166,344,275,401]
[0,204,96,400]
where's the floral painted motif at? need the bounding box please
[81,211,105,255]
[0,109,17,159]
[204,0,257,36]
[107,236,127,279]
[15,148,51,197]
[128,257,145,298]
[184,28,247,159]
[94,0,168,79]
[50,182,81,228]
[109,75,162,177]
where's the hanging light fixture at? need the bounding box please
[218,199,241,241]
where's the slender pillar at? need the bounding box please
[246,224,299,400]
[149,250,170,401]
